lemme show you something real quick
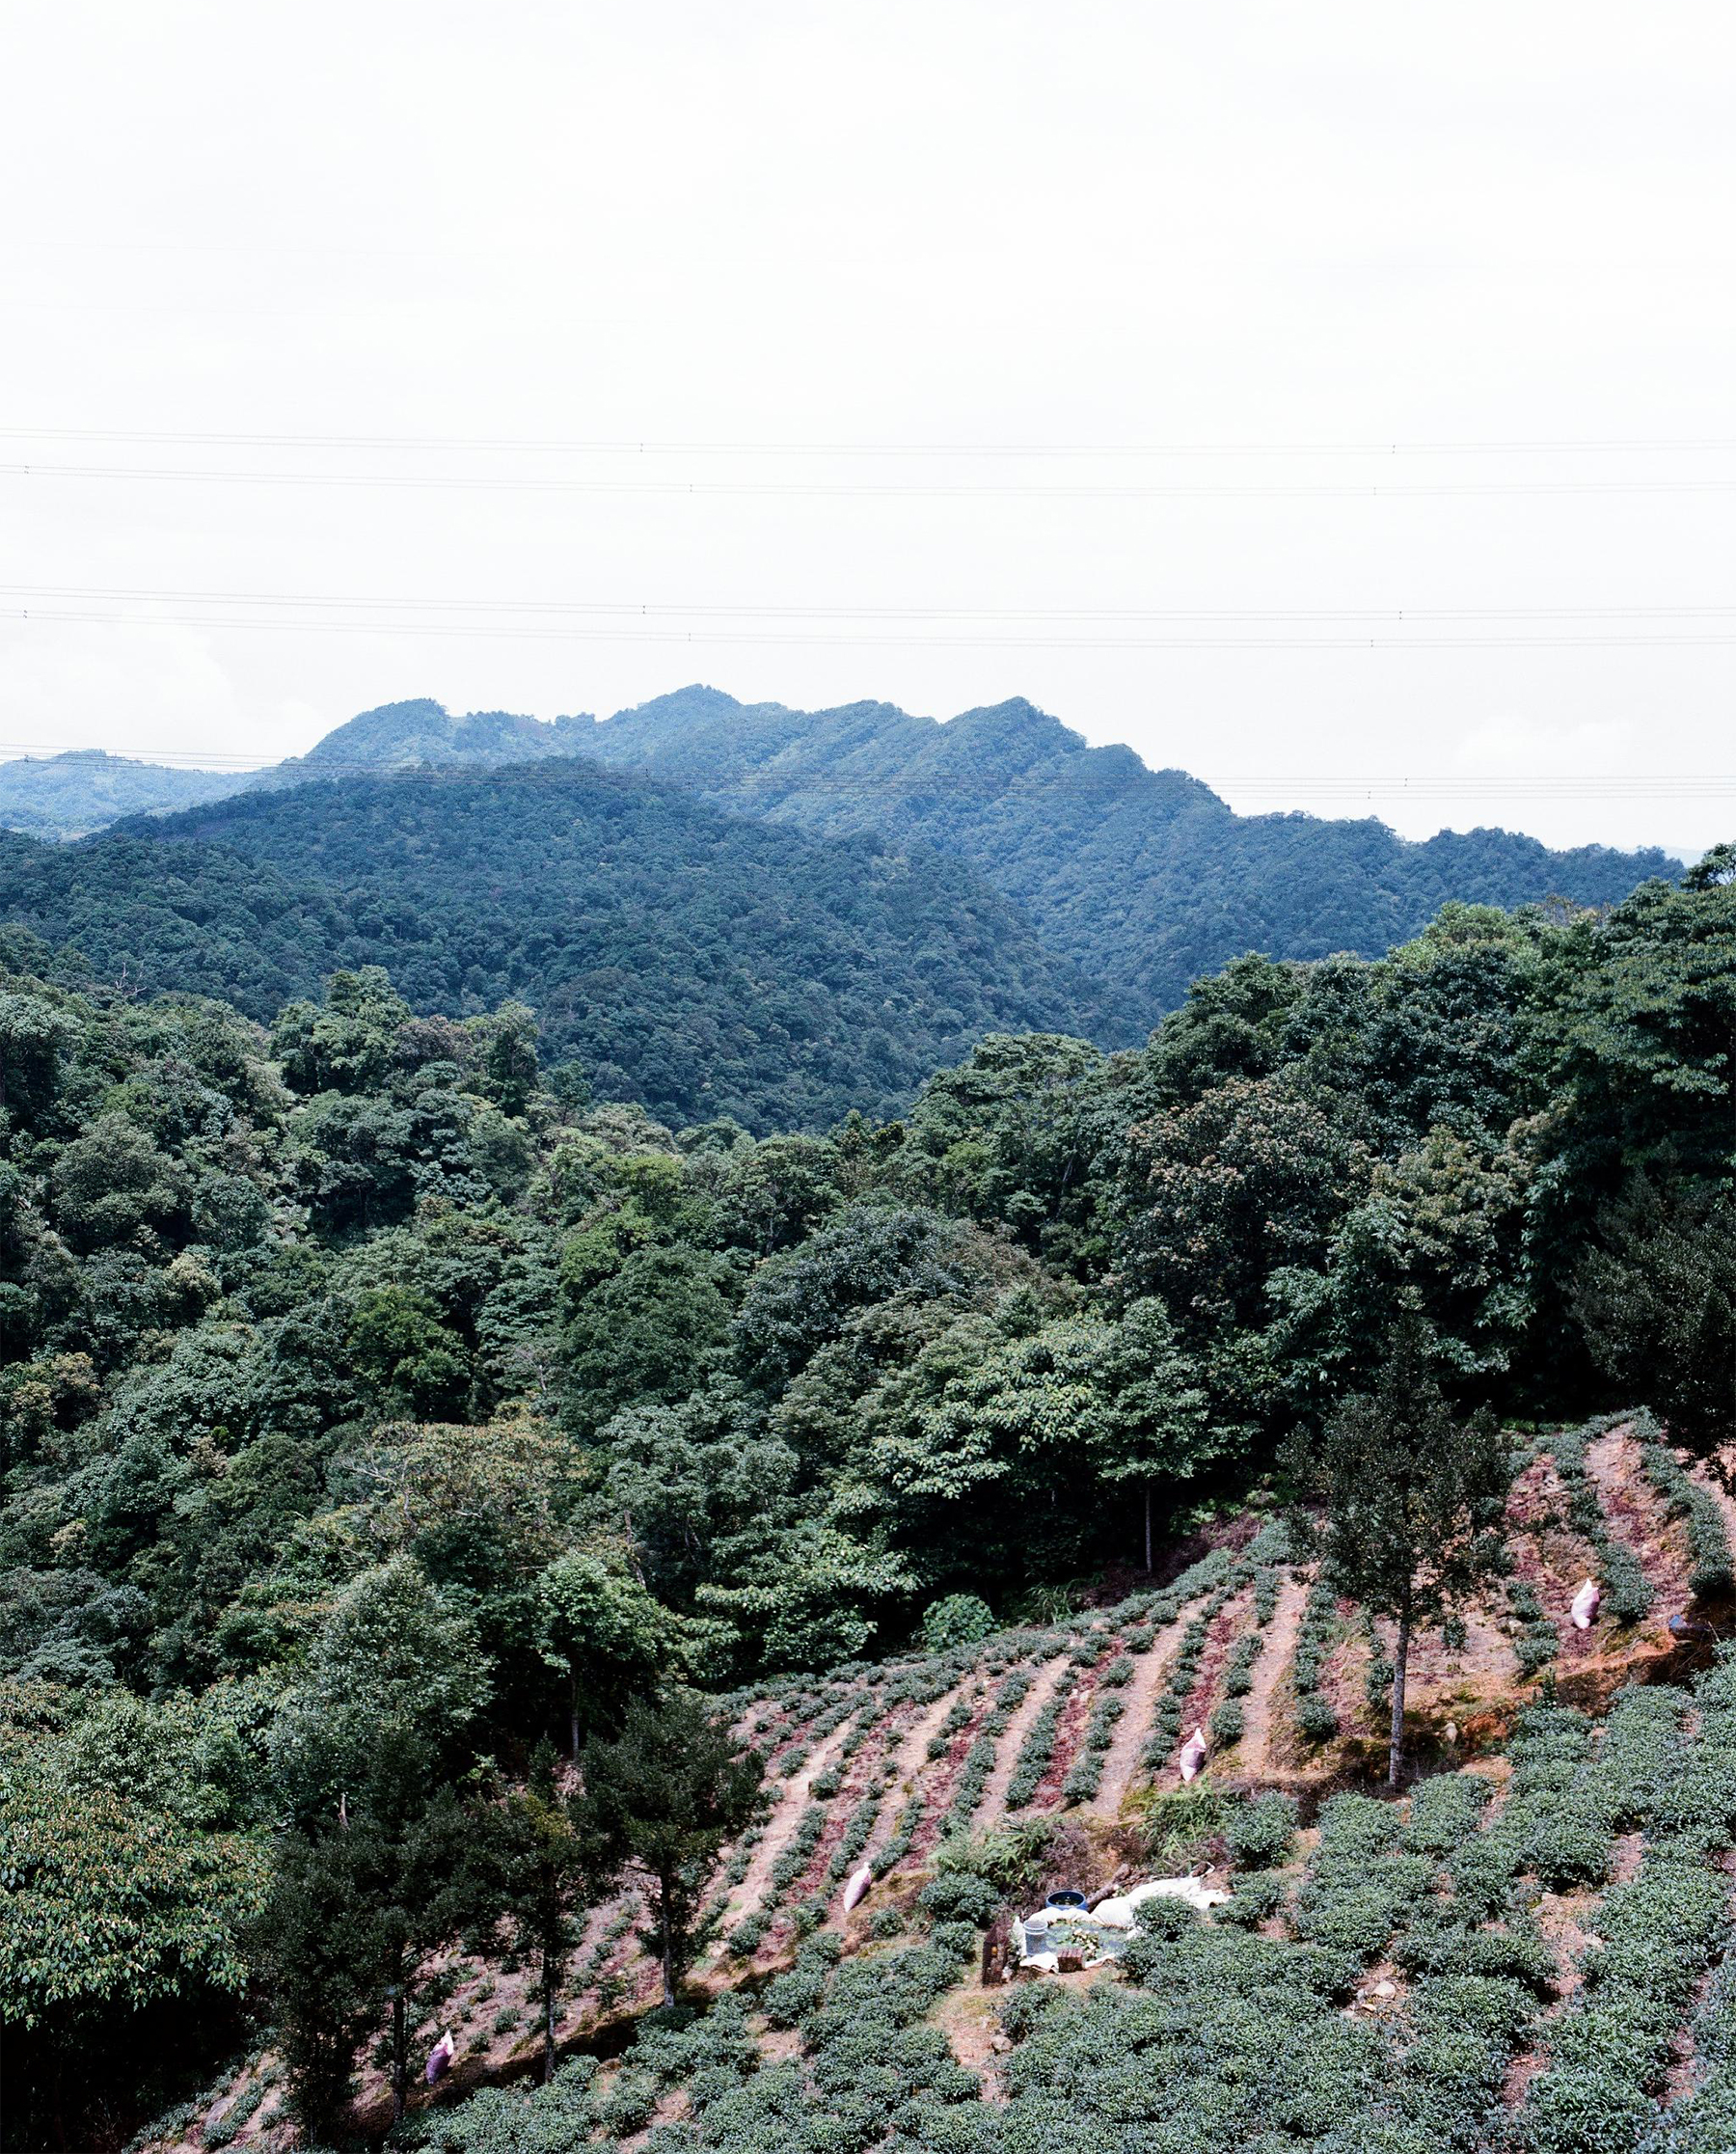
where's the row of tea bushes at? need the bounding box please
[1627,1406,1736,1598]
[1549,1419,1656,1624]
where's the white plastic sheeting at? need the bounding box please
[1091,1875,1230,1927]
[1014,1876,1229,1971]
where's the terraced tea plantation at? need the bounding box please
[155,1415,1736,2153]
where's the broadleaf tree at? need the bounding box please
[1290,1322,1513,1786]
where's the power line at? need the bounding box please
[3,583,1732,625]
[7,604,1734,650]
[0,735,1726,798]
[3,426,1735,459]
[6,460,1736,500]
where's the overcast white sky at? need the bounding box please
[2,1,1732,858]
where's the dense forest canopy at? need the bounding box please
[1,847,1730,2147]
[571,689,1677,1017]
[0,693,1673,1034]
[0,750,239,840]
[0,760,1133,1132]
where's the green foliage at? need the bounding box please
[0,845,1730,2145]
[0,759,1127,1132]
[919,1594,995,1653]
[1294,1322,1512,1780]
[577,686,1671,1023]
[580,1690,764,2004]
[0,1725,268,2030]
[1226,1789,1299,1869]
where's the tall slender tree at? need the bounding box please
[255,1729,474,2136]
[485,1739,616,2082]
[579,1691,763,2008]
[1292,1323,1512,1786]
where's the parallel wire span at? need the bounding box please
[4,427,1736,458]
[6,460,1736,499]
[6,607,1735,655]
[0,737,1727,796]
[7,606,1735,650]
[4,585,1734,624]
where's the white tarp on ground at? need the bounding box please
[1090,1875,1230,1927]
[1014,1876,1231,1970]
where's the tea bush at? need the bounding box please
[1550,1422,1655,1624]
[1226,1789,1299,1869]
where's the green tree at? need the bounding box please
[271,966,413,1096]
[532,1548,673,1756]
[1092,1297,1220,1571]
[0,989,82,1123]
[467,999,542,1117]
[1573,1180,1736,1460]
[254,1729,475,2134]
[1120,1077,1370,1338]
[347,1285,471,1417]
[579,1691,763,2007]
[1291,1323,1511,1786]
[560,1244,732,1439]
[483,1739,616,2081]
[271,1557,491,1819]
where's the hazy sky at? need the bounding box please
[3,1,1732,858]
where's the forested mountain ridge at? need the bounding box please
[571,686,1678,1017]
[0,759,1135,1131]
[0,749,240,838]
[0,693,1673,1026]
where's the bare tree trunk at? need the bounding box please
[570,1674,581,1761]
[659,1869,677,2008]
[1144,1483,1153,1575]
[543,1959,556,2082]
[392,1985,408,2124]
[1388,1610,1411,1788]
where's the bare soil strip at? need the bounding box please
[719,1705,867,1929]
[977,1650,1071,1821]
[1087,1622,1190,1819]
[1235,1569,1308,1781]
[1587,1424,1695,1607]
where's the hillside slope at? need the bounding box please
[141,1416,1736,2154]
[572,687,1678,1019]
[1,694,1675,1026]
[0,748,241,838]
[0,760,1133,1129]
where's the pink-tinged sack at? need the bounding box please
[425,2031,455,2086]
[1179,1727,1208,1783]
[1570,1578,1601,1631]
[842,1861,874,1913]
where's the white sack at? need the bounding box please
[1570,1578,1601,1630]
[1179,1727,1208,1782]
[842,1861,874,1913]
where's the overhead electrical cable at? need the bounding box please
[3,583,1732,624]
[6,604,1733,649]
[3,426,1734,458]
[5,460,1736,499]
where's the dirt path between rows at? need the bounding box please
[1087,1622,1189,1820]
[861,1678,978,1865]
[719,1707,867,1930]
[978,1652,1071,1821]
[1588,1424,1695,1607]
[1237,1570,1307,1780]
